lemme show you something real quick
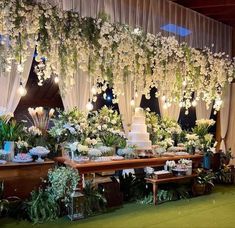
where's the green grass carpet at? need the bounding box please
[1,185,235,228]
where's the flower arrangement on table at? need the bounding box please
[145,109,182,149]
[192,119,217,156]
[49,108,89,144]
[90,106,126,150]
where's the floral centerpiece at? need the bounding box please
[185,133,200,154]
[49,108,89,144]
[145,109,182,149]
[90,106,126,150]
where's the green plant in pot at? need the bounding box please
[193,169,215,196]
[220,148,233,166]
[0,120,25,160]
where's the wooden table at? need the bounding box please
[55,154,203,174]
[145,174,198,205]
[0,160,55,199]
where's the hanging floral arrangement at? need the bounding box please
[0,0,234,113]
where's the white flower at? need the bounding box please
[28,126,42,136]
[166,160,176,168]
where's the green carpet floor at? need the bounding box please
[1,185,235,228]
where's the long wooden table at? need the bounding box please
[0,160,55,199]
[55,154,203,174]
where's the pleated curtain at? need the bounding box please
[158,100,181,121]
[59,69,90,112]
[220,85,231,152]
[195,101,213,120]
[0,48,34,114]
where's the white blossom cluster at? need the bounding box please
[1,1,234,112]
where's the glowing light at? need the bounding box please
[86,101,93,111]
[182,81,187,87]
[161,95,166,101]
[192,100,197,107]
[130,99,135,106]
[18,83,27,96]
[91,86,97,95]
[54,76,59,83]
[163,103,168,109]
[135,91,138,98]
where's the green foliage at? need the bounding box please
[83,181,107,216]
[27,189,59,224]
[0,119,25,142]
[216,165,234,184]
[100,131,122,147]
[119,173,149,202]
[195,169,215,187]
[47,166,80,207]
[0,181,9,216]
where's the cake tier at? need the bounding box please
[132,116,145,124]
[128,132,150,141]
[131,123,147,133]
[127,140,152,150]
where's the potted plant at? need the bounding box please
[220,148,233,166]
[0,120,24,160]
[192,169,215,196]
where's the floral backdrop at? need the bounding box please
[0,0,234,114]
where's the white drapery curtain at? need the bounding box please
[117,78,142,135]
[220,85,231,152]
[0,49,34,114]
[60,69,90,112]
[158,100,181,121]
[195,101,213,120]
[57,0,232,55]
[226,84,235,164]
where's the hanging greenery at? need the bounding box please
[0,0,235,112]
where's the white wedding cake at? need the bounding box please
[127,107,152,150]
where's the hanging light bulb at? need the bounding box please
[135,91,138,98]
[54,76,59,83]
[165,102,171,108]
[192,100,197,107]
[86,100,93,111]
[161,95,166,101]
[163,102,168,109]
[91,86,97,95]
[130,99,135,107]
[18,82,27,96]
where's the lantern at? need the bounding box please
[67,188,85,221]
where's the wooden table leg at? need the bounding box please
[153,183,158,205]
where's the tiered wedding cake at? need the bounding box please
[128,107,152,150]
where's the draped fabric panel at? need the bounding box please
[195,101,213,120]
[0,48,34,114]
[226,84,235,165]
[220,85,231,152]
[158,100,181,121]
[60,69,90,112]
[58,0,232,55]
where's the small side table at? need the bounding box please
[145,174,198,205]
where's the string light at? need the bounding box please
[135,91,138,98]
[86,100,93,111]
[163,102,168,109]
[54,76,59,83]
[18,81,27,96]
[130,99,135,106]
[91,86,97,95]
[161,95,166,101]
[192,100,197,107]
